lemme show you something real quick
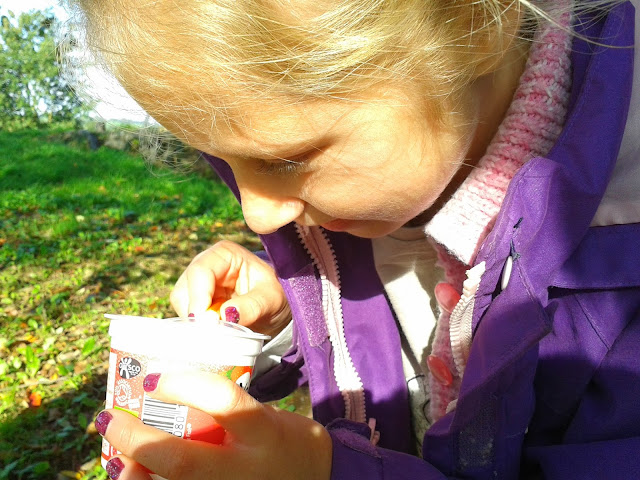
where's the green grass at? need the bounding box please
[0,129,262,479]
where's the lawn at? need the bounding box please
[0,129,303,478]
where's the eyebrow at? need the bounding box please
[224,136,325,161]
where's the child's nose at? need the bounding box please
[239,187,304,235]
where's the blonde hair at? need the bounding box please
[65,0,621,140]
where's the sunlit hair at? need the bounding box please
[64,0,621,141]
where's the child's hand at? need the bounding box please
[171,241,290,337]
[96,372,332,480]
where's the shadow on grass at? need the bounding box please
[0,229,262,480]
[0,372,108,479]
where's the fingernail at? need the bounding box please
[188,312,195,322]
[95,410,113,436]
[106,457,125,479]
[225,306,239,324]
[143,373,161,392]
[434,282,460,314]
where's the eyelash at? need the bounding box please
[255,158,306,176]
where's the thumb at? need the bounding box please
[144,371,266,441]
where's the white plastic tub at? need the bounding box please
[101,314,270,474]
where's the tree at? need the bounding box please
[0,10,87,130]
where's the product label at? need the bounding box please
[118,357,142,379]
[102,347,253,468]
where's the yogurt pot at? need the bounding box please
[101,314,270,474]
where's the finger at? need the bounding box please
[185,258,218,314]
[170,271,190,318]
[218,291,267,326]
[220,284,289,333]
[144,371,266,442]
[184,244,242,314]
[96,409,221,480]
[104,455,152,480]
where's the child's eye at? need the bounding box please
[252,145,325,176]
[255,157,306,176]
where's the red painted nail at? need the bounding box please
[106,457,125,479]
[434,282,461,314]
[143,373,161,392]
[427,355,453,386]
[225,306,240,324]
[95,410,113,436]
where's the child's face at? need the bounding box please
[87,0,525,239]
[176,86,480,239]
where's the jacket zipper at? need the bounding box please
[449,261,485,377]
[296,224,367,423]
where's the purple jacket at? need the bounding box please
[206,3,639,478]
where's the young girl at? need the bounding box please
[77,0,640,478]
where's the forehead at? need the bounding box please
[213,98,360,159]
[162,96,340,158]
[167,89,414,159]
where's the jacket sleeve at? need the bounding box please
[248,319,308,403]
[246,249,309,402]
[327,420,446,479]
[525,438,640,479]
[252,321,294,378]
[251,249,295,379]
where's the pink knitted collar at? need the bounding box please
[424,12,573,267]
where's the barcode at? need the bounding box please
[141,394,188,438]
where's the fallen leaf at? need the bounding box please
[74,360,88,374]
[85,420,98,435]
[24,333,37,343]
[57,471,81,479]
[28,392,42,408]
[80,458,99,471]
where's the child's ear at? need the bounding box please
[471,2,525,78]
